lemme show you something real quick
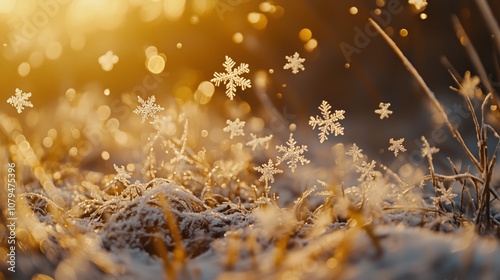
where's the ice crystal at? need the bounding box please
[246,133,273,151]
[276,133,310,172]
[253,159,283,184]
[7,88,33,114]
[388,138,407,157]
[223,118,245,139]
[374,102,393,119]
[114,164,131,184]
[283,52,305,74]
[458,71,480,97]
[211,56,252,100]
[355,160,377,182]
[309,100,345,143]
[133,95,164,123]
[98,50,119,71]
[346,143,364,162]
[409,0,427,10]
[430,182,457,207]
[421,136,439,158]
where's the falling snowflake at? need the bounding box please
[283,52,306,74]
[421,136,439,158]
[458,71,480,98]
[388,138,407,157]
[408,0,427,10]
[283,52,305,74]
[98,50,119,71]
[374,102,393,119]
[254,159,283,184]
[346,143,364,162]
[276,133,310,172]
[355,160,377,182]
[246,133,273,151]
[133,95,164,123]
[223,118,245,139]
[7,88,33,114]
[114,164,131,184]
[211,56,252,100]
[430,182,457,207]
[309,100,345,143]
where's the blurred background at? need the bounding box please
[1,0,500,166]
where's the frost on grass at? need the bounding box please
[133,95,164,123]
[283,52,305,74]
[374,102,393,119]
[246,133,273,151]
[309,100,345,143]
[98,50,119,71]
[7,88,33,113]
[223,118,245,139]
[346,143,364,162]
[253,159,283,184]
[388,138,406,157]
[211,55,252,100]
[276,133,310,172]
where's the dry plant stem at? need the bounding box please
[475,0,500,56]
[452,16,500,108]
[368,18,482,172]
[383,206,448,216]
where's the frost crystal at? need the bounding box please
[254,159,283,183]
[355,160,377,182]
[7,88,33,114]
[408,0,427,10]
[458,71,480,97]
[223,118,245,139]
[388,138,407,157]
[283,52,305,74]
[374,102,393,119]
[133,95,164,123]
[421,136,439,158]
[114,164,131,184]
[98,50,119,71]
[211,56,252,100]
[276,133,310,172]
[430,182,457,207]
[346,143,363,162]
[246,133,273,151]
[309,100,345,143]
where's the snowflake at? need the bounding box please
[246,133,273,151]
[421,136,439,158]
[374,102,393,119]
[223,118,245,139]
[430,182,457,207]
[114,164,131,184]
[276,133,310,172]
[388,138,407,157]
[283,52,305,74]
[211,56,252,100]
[7,88,33,114]
[254,159,283,184]
[408,0,427,10]
[98,50,119,71]
[309,100,345,143]
[133,95,164,123]
[346,143,364,162]
[458,71,480,97]
[355,160,377,182]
